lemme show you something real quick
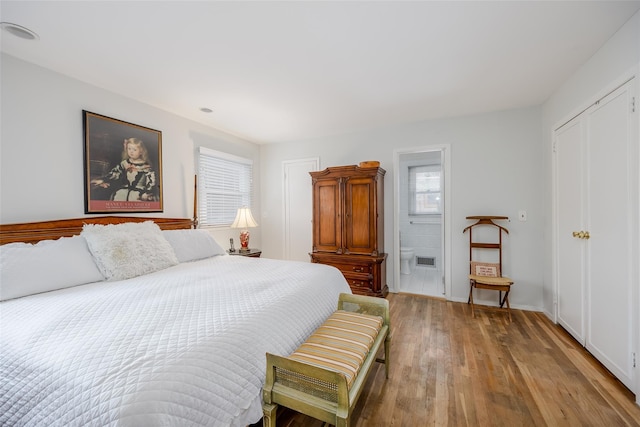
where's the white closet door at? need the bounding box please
[555,118,587,344]
[554,78,637,393]
[585,82,635,390]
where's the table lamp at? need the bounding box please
[231,206,258,251]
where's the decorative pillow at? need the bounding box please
[470,261,501,277]
[162,229,226,262]
[81,221,178,281]
[0,236,105,301]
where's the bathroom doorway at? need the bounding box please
[393,146,450,298]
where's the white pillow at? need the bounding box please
[0,236,105,301]
[162,229,227,262]
[81,221,179,281]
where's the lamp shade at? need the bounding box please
[231,207,258,229]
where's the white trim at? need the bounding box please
[631,63,640,406]
[551,66,637,134]
[447,296,541,313]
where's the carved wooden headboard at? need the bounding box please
[0,216,195,245]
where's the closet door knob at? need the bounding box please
[572,231,586,239]
[584,231,590,239]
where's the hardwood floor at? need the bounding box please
[275,293,640,426]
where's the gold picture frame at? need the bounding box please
[83,111,163,214]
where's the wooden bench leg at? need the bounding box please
[335,415,349,427]
[384,335,391,378]
[263,402,277,427]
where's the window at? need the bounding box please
[409,165,441,215]
[198,147,253,227]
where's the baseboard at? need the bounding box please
[447,296,542,313]
[542,309,555,322]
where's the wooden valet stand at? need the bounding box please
[463,216,514,322]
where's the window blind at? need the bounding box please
[198,147,253,227]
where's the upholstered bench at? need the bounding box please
[263,293,390,427]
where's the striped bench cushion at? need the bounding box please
[288,310,384,389]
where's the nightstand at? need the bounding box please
[227,248,262,258]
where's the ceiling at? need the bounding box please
[1,1,639,144]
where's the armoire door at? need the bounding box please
[343,175,377,255]
[311,177,343,253]
[555,79,637,392]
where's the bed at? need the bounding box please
[0,216,351,426]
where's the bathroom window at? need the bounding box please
[409,165,441,215]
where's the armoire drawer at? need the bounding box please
[324,260,373,277]
[345,277,374,295]
[309,252,388,298]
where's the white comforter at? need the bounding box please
[0,255,350,426]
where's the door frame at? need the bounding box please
[392,144,451,299]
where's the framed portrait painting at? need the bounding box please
[83,111,163,213]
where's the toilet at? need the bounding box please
[400,247,414,275]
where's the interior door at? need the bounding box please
[283,158,318,262]
[555,117,587,344]
[585,82,635,390]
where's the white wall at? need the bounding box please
[0,54,261,249]
[260,106,544,310]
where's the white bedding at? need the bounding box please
[0,255,350,426]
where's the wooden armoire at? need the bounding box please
[309,164,388,297]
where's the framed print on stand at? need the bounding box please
[83,110,163,214]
